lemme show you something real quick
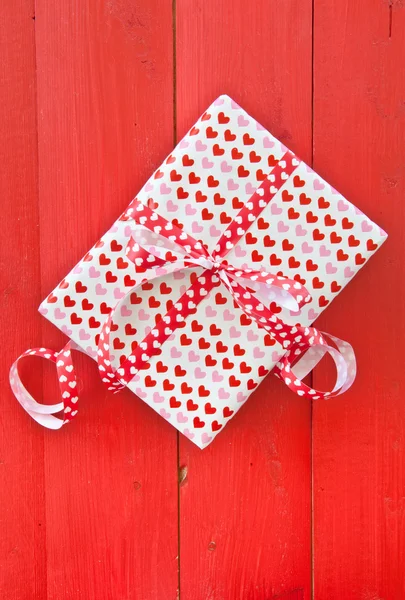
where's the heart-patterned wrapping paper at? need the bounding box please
[32,94,386,448]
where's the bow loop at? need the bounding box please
[125,205,312,318]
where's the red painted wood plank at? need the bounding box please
[34,2,178,598]
[176,1,313,598]
[313,1,405,598]
[0,2,47,598]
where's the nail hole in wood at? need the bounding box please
[178,465,188,486]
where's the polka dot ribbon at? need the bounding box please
[9,343,80,428]
[10,150,356,428]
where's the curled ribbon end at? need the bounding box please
[9,343,82,430]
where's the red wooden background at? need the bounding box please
[0,1,403,598]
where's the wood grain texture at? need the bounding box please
[313,0,405,598]
[34,1,178,598]
[175,1,313,598]
[3,2,405,599]
[0,2,47,599]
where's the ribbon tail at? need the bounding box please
[225,269,310,313]
[126,224,208,278]
[96,269,219,392]
[274,332,356,399]
[9,341,82,429]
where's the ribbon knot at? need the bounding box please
[200,257,222,271]
[195,244,227,273]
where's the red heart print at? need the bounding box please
[216,341,228,353]
[324,214,336,227]
[207,175,219,188]
[124,323,137,336]
[222,357,234,369]
[318,197,330,209]
[319,296,329,307]
[88,316,100,328]
[181,383,193,394]
[124,274,136,287]
[282,239,294,251]
[238,165,249,177]
[202,208,214,220]
[218,112,230,124]
[337,249,349,261]
[180,334,192,346]
[213,144,225,156]
[189,172,201,184]
[342,217,354,229]
[113,337,125,350]
[81,299,94,311]
[231,148,243,160]
[210,324,222,336]
[145,375,157,387]
[64,296,75,307]
[211,421,222,432]
[242,133,254,145]
[299,193,311,205]
[163,379,175,391]
[110,240,122,252]
[212,193,225,205]
[288,207,300,220]
[206,126,218,138]
[293,175,305,187]
[75,282,87,293]
[252,250,264,262]
[306,259,318,272]
[312,277,324,289]
[263,235,275,247]
[249,151,261,163]
[289,257,300,269]
[195,191,207,203]
[177,187,189,199]
[257,218,269,230]
[348,235,360,247]
[170,397,181,408]
[233,344,245,356]
[223,407,234,418]
[331,232,342,244]
[313,229,325,241]
[205,403,216,415]
[198,338,210,350]
[117,257,129,269]
[105,271,117,283]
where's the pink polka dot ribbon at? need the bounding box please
[10,150,356,428]
[9,343,79,427]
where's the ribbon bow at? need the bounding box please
[94,195,355,402]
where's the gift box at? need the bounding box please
[11,94,387,448]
